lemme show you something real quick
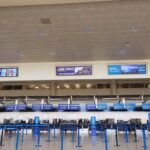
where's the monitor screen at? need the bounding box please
[56,65,92,76]
[0,68,18,77]
[108,64,146,75]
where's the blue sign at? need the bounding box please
[97,103,108,111]
[58,104,69,111]
[56,66,92,76]
[16,104,26,110]
[70,104,80,111]
[125,103,136,111]
[32,104,41,111]
[142,103,150,110]
[108,64,146,75]
[113,103,124,110]
[5,105,16,111]
[86,104,96,111]
[42,104,53,110]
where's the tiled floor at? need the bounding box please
[0,129,149,150]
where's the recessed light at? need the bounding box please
[40,33,48,36]
[35,86,39,89]
[49,52,56,56]
[64,84,70,88]
[75,84,80,89]
[86,84,92,88]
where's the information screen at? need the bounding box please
[108,64,146,75]
[0,68,18,77]
[56,66,92,76]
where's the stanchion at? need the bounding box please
[53,126,56,138]
[47,127,51,142]
[60,129,64,150]
[124,127,129,143]
[133,126,137,142]
[15,130,19,150]
[99,126,103,138]
[76,128,82,147]
[21,128,24,143]
[72,128,75,142]
[114,128,120,147]
[104,128,108,150]
[25,128,28,135]
[142,128,147,150]
[0,129,4,146]
[35,128,42,147]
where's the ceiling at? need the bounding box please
[0,0,114,7]
[0,0,150,63]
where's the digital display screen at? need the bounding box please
[108,64,146,75]
[0,68,18,77]
[5,105,16,111]
[42,104,53,110]
[86,104,96,111]
[142,103,150,110]
[16,104,26,110]
[97,103,107,110]
[58,104,69,110]
[113,104,124,110]
[70,104,80,111]
[56,66,92,76]
[125,103,136,111]
[32,104,41,111]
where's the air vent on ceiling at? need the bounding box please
[40,18,51,24]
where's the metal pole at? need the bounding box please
[124,127,129,143]
[133,126,137,142]
[47,127,51,142]
[53,126,56,138]
[76,128,82,147]
[142,128,147,150]
[35,128,41,147]
[15,130,19,150]
[114,128,120,146]
[60,129,64,150]
[72,129,75,142]
[0,129,4,146]
[104,128,108,150]
[21,128,24,143]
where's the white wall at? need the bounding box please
[0,59,149,81]
[1,111,149,124]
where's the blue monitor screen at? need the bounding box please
[56,66,92,76]
[32,104,41,111]
[16,104,26,110]
[70,104,80,111]
[108,64,146,75]
[0,68,18,77]
[42,104,53,110]
[5,105,16,111]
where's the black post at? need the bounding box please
[114,128,120,147]
[0,129,4,146]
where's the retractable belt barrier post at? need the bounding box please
[34,116,42,147]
